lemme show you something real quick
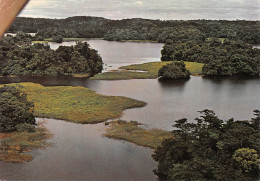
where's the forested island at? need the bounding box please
[161,39,260,77]
[0,34,103,76]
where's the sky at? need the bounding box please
[19,0,260,20]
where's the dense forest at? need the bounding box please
[0,35,103,76]
[4,17,260,77]
[153,110,260,181]
[161,38,260,77]
[8,16,260,44]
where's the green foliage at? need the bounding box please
[152,110,260,180]
[16,123,36,133]
[0,36,103,76]
[158,61,191,80]
[161,39,260,77]
[232,148,260,176]
[0,85,35,132]
[52,35,63,43]
[8,17,260,44]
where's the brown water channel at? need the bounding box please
[0,40,259,180]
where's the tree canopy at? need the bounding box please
[8,17,260,44]
[0,85,35,132]
[52,35,63,43]
[0,36,103,76]
[161,39,260,77]
[158,61,191,80]
[152,110,260,181]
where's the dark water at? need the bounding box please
[0,40,260,180]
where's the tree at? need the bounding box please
[152,110,260,180]
[158,61,191,80]
[0,85,35,132]
[52,35,63,43]
[232,148,260,177]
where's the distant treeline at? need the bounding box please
[8,16,260,44]
[0,35,103,76]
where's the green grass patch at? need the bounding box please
[104,120,172,149]
[72,73,91,78]
[32,40,49,44]
[3,83,146,124]
[92,61,204,80]
[0,122,52,163]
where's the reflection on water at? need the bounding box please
[0,118,157,181]
[85,77,260,130]
[1,76,259,130]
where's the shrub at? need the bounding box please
[16,123,36,133]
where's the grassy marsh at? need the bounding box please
[92,61,204,80]
[4,83,146,124]
[104,120,172,149]
[0,122,52,163]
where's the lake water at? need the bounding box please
[49,40,164,71]
[0,40,260,180]
[0,119,156,181]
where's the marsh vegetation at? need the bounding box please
[92,61,203,80]
[104,120,172,149]
[5,82,146,124]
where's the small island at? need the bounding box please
[158,61,191,80]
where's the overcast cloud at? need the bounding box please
[19,0,260,20]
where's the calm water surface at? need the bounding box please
[0,119,156,181]
[0,40,259,180]
[49,40,164,71]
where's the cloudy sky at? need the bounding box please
[19,0,260,20]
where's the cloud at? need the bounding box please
[19,0,260,20]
